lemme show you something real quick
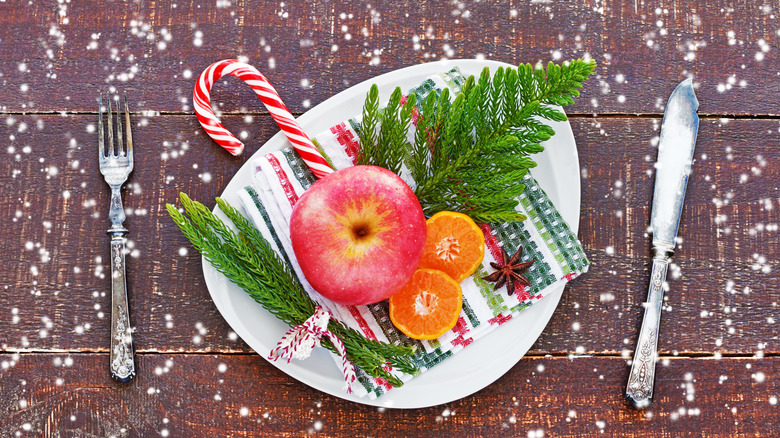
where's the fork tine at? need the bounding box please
[98,94,105,158]
[124,92,133,162]
[107,95,115,156]
[115,95,124,156]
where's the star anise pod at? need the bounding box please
[482,245,535,295]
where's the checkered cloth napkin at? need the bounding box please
[237,68,590,398]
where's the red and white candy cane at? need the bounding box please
[193,59,334,179]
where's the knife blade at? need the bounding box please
[626,78,699,408]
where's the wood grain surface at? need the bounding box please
[1,0,778,436]
[1,354,778,437]
[0,0,777,115]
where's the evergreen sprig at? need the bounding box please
[358,86,417,175]
[360,58,596,223]
[167,193,418,386]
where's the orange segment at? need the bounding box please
[389,269,463,340]
[418,211,485,282]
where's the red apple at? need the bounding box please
[290,165,427,306]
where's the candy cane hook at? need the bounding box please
[193,59,334,179]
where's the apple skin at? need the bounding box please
[290,165,427,306]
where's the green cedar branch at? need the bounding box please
[359,58,596,223]
[167,193,418,387]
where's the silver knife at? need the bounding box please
[626,78,699,408]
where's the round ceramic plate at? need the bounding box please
[202,59,581,408]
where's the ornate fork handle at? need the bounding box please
[108,202,136,382]
[626,248,670,407]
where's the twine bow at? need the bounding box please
[268,306,357,393]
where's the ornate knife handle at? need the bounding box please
[109,231,136,382]
[626,247,670,408]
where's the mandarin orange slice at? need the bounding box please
[418,211,485,283]
[389,268,463,340]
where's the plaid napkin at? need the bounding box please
[237,68,590,398]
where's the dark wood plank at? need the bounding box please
[1,114,778,356]
[1,353,778,437]
[0,0,776,115]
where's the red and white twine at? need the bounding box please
[268,306,357,393]
[193,59,335,179]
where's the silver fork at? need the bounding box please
[98,93,136,382]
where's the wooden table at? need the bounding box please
[1,1,778,436]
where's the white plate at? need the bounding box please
[202,59,581,408]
